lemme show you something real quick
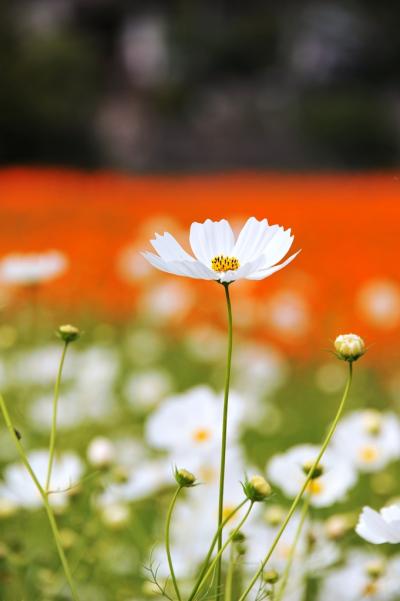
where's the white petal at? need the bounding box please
[189,219,235,266]
[262,227,294,268]
[245,250,301,280]
[150,232,195,262]
[142,252,217,280]
[381,504,400,523]
[356,507,392,544]
[219,254,267,283]
[233,217,279,263]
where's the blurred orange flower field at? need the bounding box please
[0,168,399,363]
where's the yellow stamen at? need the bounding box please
[222,504,236,522]
[306,479,324,495]
[362,582,379,596]
[211,255,240,272]
[192,428,211,443]
[359,445,379,463]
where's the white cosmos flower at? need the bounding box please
[145,385,245,456]
[142,217,299,283]
[267,444,357,507]
[332,410,400,472]
[0,251,67,285]
[356,504,400,544]
[0,450,83,509]
[318,551,400,601]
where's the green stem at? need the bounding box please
[225,543,235,601]
[165,486,182,601]
[0,394,80,601]
[238,361,353,601]
[274,495,310,601]
[194,501,253,601]
[217,282,233,596]
[46,341,69,492]
[187,499,247,601]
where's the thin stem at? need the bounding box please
[239,362,353,601]
[274,495,310,601]
[0,394,80,601]
[217,282,233,595]
[225,543,235,601]
[46,341,69,492]
[187,499,247,601]
[165,486,182,601]
[194,501,253,601]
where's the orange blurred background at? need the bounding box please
[0,167,399,364]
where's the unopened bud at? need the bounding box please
[302,460,324,480]
[334,334,365,362]
[243,475,272,502]
[365,559,385,580]
[174,468,196,488]
[263,570,279,584]
[231,531,246,543]
[58,324,80,343]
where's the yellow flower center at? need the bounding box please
[222,505,236,522]
[359,445,379,463]
[362,582,379,597]
[211,256,240,272]
[192,428,212,443]
[306,479,324,495]
[199,466,217,483]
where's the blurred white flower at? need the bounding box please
[13,345,75,386]
[184,325,226,363]
[356,504,400,544]
[124,369,172,411]
[318,551,400,601]
[0,450,83,509]
[98,457,172,505]
[233,343,288,397]
[142,217,299,283]
[357,279,400,329]
[100,502,130,530]
[267,444,357,507]
[260,290,310,339]
[332,410,400,472]
[145,385,245,457]
[87,437,116,468]
[0,251,67,285]
[139,281,194,323]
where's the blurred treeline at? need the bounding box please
[1,0,399,171]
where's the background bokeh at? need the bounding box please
[1,2,400,601]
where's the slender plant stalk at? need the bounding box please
[46,340,69,491]
[238,361,353,601]
[165,486,183,601]
[194,501,253,600]
[274,495,310,601]
[216,282,233,595]
[187,499,247,601]
[225,543,235,601]
[0,394,80,601]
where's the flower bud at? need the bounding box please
[302,460,324,480]
[263,570,279,584]
[57,324,80,343]
[231,531,246,543]
[236,542,247,556]
[365,559,385,580]
[334,334,365,362]
[243,475,272,502]
[174,468,196,488]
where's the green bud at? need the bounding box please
[57,324,80,343]
[334,333,365,362]
[231,531,246,543]
[263,570,279,584]
[365,559,385,580]
[236,542,247,556]
[302,460,324,479]
[174,468,196,488]
[243,475,272,502]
